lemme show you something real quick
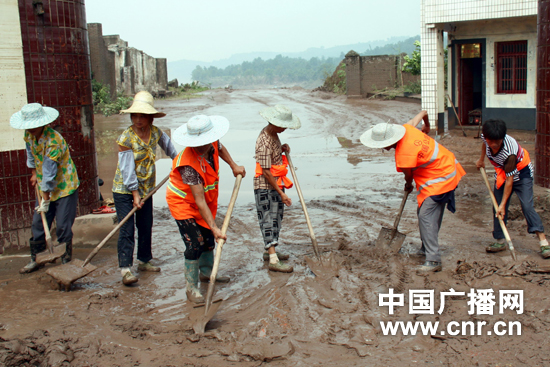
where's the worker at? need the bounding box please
[167,115,245,303]
[476,119,547,257]
[11,103,79,273]
[112,91,178,285]
[360,110,466,272]
[254,105,301,273]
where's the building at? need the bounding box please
[0,0,99,253]
[421,0,537,132]
[88,23,168,98]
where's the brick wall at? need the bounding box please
[0,0,99,253]
[345,52,419,97]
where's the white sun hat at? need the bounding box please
[259,104,301,129]
[10,103,59,130]
[120,91,166,118]
[360,122,406,149]
[173,115,230,147]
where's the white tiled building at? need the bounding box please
[421,0,537,132]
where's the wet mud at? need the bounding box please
[1,88,549,366]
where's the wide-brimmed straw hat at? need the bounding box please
[120,91,166,118]
[173,115,230,147]
[10,103,59,130]
[360,123,406,148]
[259,105,301,129]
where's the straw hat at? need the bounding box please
[10,103,59,130]
[120,91,166,118]
[259,105,301,129]
[360,123,406,148]
[173,115,230,147]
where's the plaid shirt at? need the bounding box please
[254,127,283,190]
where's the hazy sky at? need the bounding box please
[85,0,420,62]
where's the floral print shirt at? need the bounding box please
[24,126,79,202]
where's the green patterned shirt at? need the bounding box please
[24,126,79,202]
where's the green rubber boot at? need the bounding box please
[198,250,230,283]
[185,259,204,304]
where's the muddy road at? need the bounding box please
[1,88,549,366]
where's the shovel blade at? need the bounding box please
[35,243,66,266]
[375,227,406,252]
[305,252,339,279]
[191,299,223,334]
[45,259,97,290]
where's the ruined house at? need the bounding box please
[88,23,168,98]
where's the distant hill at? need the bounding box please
[168,36,414,84]
[361,36,420,56]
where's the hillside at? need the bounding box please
[168,36,414,84]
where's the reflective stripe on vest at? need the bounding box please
[167,181,187,199]
[419,161,459,191]
[204,181,219,192]
[414,141,440,171]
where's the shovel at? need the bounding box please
[480,168,517,261]
[34,186,66,265]
[46,174,170,290]
[375,190,409,252]
[286,152,339,277]
[192,174,242,334]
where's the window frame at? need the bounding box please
[496,40,528,94]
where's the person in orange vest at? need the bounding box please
[167,115,245,304]
[360,110,466,272]
[254,105,301,273]
[476,119,547,257]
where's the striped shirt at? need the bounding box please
[482,134,533,181]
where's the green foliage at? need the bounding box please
[322,63,346,94]
[91,79,132,116]
[191,55,341,87]
[404,81,421,94]
[402,41,421,75]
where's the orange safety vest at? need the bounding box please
[166,142,219,228]
[254,155,294,189]
[395,125,466,207]
[490,145,531,189]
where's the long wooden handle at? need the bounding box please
[204,174,242,314]
[286,152,321,260]
[391,191,409,234]
[480,168,517,260]
[35,185,52,252]
[446,94,467,137]
[82,174,171,266]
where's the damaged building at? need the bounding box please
[88,23,168,98]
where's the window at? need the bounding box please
[496,41,527,94]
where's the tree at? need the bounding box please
[402,41,421,75]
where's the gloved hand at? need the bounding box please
[36,199,51,213]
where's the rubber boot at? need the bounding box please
[60,241,72,264]
[198,250,230,283]
[19,238,46,274]
[185,259,204,304]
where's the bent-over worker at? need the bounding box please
[476,119,547,257]
[167,115,245,304]
[360,110,466,272]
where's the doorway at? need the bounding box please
[458,43,483,125]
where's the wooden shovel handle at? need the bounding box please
[82,174,171,266]
[35,185,53,252]
[446,94,467,137]
[204,174,242,313]
[286,152,321,260]
[392,190,409,231]
[480,168,517,260]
